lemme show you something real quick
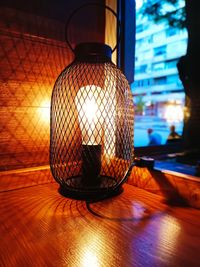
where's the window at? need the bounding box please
[154,76,167,85]
[140,64,147,72]
[131,0,188,148]
[136,24,143,33]
[153,62,165,71]
[154,45,166,57]
[135,39,143,49]
[167,74,179,84]
[166,59,178,69]
[134,78,153,88]
[142,35,153,45]
[135,64,147,74]
[166,28,177,37]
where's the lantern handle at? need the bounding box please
[65,3,120,54]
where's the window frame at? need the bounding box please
[117,0,184,157]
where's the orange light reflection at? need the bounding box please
[158,216,181,259]
[37,100,50,124]
[82,250,99,267]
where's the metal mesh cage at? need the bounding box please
[50,43,134,199]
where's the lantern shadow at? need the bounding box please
[148,169,189,207]
[85,189,167,222]
[128,166,189,207]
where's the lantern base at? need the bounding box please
[58,175,123,200]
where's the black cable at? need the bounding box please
[65,3,121,53]
[86,162,136,205]
[85,157,155,217]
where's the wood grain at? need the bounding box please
[1,164,200,210]
[0,166,54,192]
[1,183,200,267]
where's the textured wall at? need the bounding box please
[0,7,71,170]
[0,4,105,171]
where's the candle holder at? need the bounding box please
[50,5,134,200]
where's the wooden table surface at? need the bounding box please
[1,182,200,267]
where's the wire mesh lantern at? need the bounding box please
[50,5,134,200]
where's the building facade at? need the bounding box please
[132,0,188,146]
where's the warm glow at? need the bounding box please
[78,232,105,267]
[38,100,50,123]
[82,250,99,267]
[84,98,98,124]
[164,104,184,123]
[75,85,104,145]
[158,216,181,260]
[104,76,116,156]
[75,84,116,156]
[184,106,191,120]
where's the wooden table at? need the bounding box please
[1,182,200,267]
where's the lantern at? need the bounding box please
[50,6,134,200]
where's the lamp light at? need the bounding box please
[50,5,134,200]
[75,84,104,187]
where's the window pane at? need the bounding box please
[154,45,166,57]
[132,0,188,147]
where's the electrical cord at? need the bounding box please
[86,157,155,216]
[86,162,136,205]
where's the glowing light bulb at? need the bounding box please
[84,98,98,124]
[75,85,104,185]
[75,85,104,145]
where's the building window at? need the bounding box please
[166,59,178,69]
[153,62,165,71]
[154,45,166,57]
[167,74,179,84]
[143,35,153,45]
[166,28,177,37]
[135,64,147,74]
[154,76,167,85]
[136,24,143,33]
